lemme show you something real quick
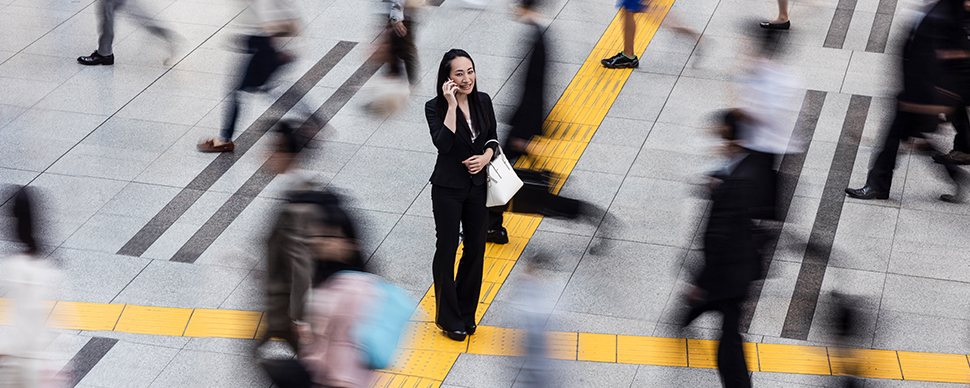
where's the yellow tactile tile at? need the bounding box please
[744,342,760,371]
[478,282,500,305]
[183,308,262,339]
[617,335,687,367]
[411,289,436,323]
[758,343,831,375]
[687,339,718,369]
[383,349,460,381]
[578,333,617,363]
[482,257,515,284]
[48,301,125,331]
[829,348,902,380]
[467,325,525,357]
[398,322,467,353]
[897,351,970,383]
[113,305,193,336]
[546,331,579,361]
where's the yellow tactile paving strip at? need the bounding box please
[2,299,970,383]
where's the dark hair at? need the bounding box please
[518,0,540,10]
[718,109,746,141]
[434,49,491,130]
[12,186,39,255]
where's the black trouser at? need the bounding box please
[260,359,311,388]
[684,297,751,388]
[221,35,285,142]
[388,19,418,85]
[951,106,970,153]
[432,184,487,332]
[866,110,966,192]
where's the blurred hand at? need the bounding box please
[391,21,407,37]
[294,321,312,345]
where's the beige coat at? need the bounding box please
[264,176,316,330]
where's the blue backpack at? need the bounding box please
[340,271,414,370]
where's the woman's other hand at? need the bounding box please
[462,153,490,175]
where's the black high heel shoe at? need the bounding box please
[465,325,477,335]
[759,20,790,30]
[444,330,467,341]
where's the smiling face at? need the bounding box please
[448,57,476,96]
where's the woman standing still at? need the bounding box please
[425,49,498,341]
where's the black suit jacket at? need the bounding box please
[696,153,764,301]
[425,92,499,189]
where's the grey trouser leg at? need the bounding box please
[97,0,169,57]
[97,0,124,56]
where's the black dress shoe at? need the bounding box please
[845,186,889,200]
[486,229,508,244]
[78,51,114,66]
[759,20,791,30]
[465,325,477,335]
[444,330,467,341]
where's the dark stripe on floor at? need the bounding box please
[427,0,446,6]
[60,336,119,387]
[117,41,356,258]
[170,55,383,264]
[823,0,858,49]
[781,94,870,340]
[740,90,827,333]
[865,0,898,53]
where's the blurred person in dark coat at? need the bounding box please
[682,110,764,388]
[846,0,970,202]
[486,0,548,244]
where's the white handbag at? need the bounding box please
[484,140,523,207]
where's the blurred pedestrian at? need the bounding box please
[363,0,425,116]
[601,0,700,69]
[515,254,554,388]
[760,0,790,29]
[728,29,802,220]
[0,187,64,388]
[197,0,301,153]
[77,0,178,66]
[830,292,863,388]
[384,0,422,86]
[425,48,498,341]
[254,122,317,356]
[298,197,377,388]
[846,0,970,202]
[261,193,371,388]
[681,111,764,388]
[483,0,549,245]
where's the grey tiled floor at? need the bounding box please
[1,0,969,386]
